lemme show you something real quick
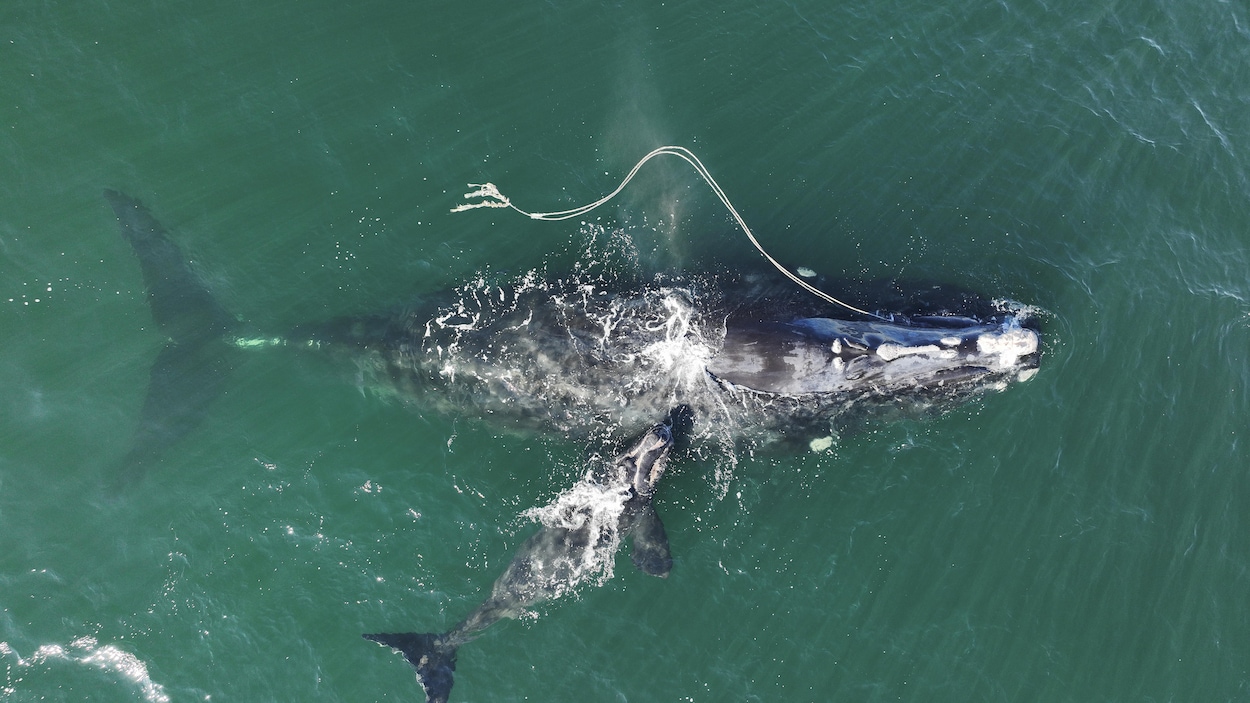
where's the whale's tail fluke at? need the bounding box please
[104,190,235,343]
[363,632,458,703]
[104,190,237,486]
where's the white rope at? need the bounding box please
[452,145,883,319]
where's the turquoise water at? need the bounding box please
[3,1,1249,701]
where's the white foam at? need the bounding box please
[992,298,1049,323]
[1,636,170,703]
[520,478,633,594]
[637,293,714,388]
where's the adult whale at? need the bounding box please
[364,405,693,703]
[279,254,1040,453]
[104,190,1041,476]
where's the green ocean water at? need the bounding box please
[2,0,1248,701]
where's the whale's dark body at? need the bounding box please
[289,266,1040,452]
[105,190,1041,475]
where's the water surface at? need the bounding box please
[2,1,1248,701]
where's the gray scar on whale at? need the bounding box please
[364,404,693,703]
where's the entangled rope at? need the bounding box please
[451,145,883,320]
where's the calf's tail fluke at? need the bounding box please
[363,632,457,703]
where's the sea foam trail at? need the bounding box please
[0,637,170,703]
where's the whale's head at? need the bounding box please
[707,311,1040,399]
[618,404,693,499]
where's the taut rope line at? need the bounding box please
[451,145,883,320]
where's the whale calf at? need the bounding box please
[364,404,692,703]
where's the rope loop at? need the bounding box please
[452,146,883,320]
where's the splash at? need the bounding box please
[638,293,710,373]
[519,475,634,595]
[992,298,1050,323]
[1,637,170,703]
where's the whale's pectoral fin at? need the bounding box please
[630,504,673,578]
[364,632,457,703]
[104,190,239,487]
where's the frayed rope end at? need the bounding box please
[450,183,512,213]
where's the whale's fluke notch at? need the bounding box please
[363,632,457,703]
[104,190,237,485]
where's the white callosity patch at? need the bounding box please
[0,637,170,703]
[975,318,1040,369]
[876,315,1038,366]
[876,344,951,362]
[808,435,834,452]
[229,335,286,349]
